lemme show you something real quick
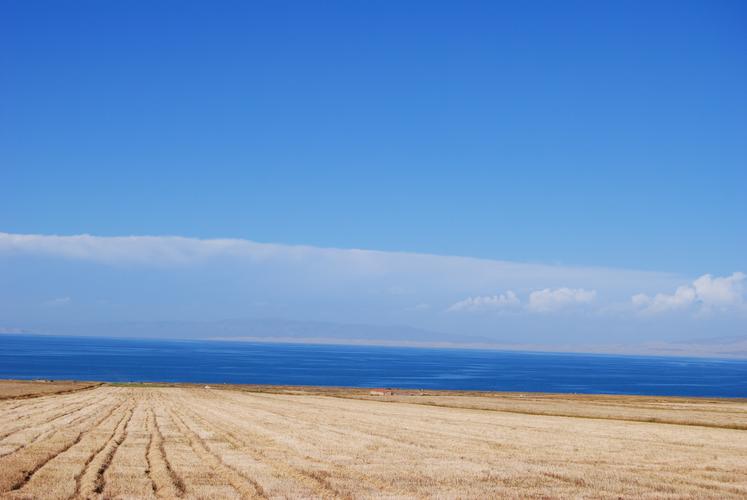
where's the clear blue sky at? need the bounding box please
[2,0,745,274]
[1,1,746,343]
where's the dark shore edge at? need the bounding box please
[2,378,746,403]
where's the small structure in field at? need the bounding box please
[369,388,394,396]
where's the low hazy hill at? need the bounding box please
[24,318,491,345]
[6,321,746,358]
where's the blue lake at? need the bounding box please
[1,334,746,397]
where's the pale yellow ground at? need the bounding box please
[0,383,745,499]
[0,380,101,400]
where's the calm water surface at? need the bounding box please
[1,335,745,397]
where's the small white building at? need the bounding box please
[369,388,394,396]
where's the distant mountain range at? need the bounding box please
[3,319,746,359]
[6,318,490,344]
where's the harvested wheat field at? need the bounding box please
[0,380,102,400]
[0,383,746,499]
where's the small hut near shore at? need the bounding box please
[369,388,394,396]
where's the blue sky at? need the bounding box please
[1,1,746,343]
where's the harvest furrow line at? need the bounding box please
[7,401,127,499]
[146,406,185,497]
[182,392,402,495]
[237,391,733,455]
[0,393,84,418]
[0,388,113,426]
[0,391,109,442]
[200,391,464,458]
[612,471,747,498]
[9,434,84,492]
[72,400,134,499]
[192,390,682,495]
[0,397,120,459]
[173,393,351,499]
[165,404,266,499]
[628,468,747,496]
[1,385,745,498]
[76,400,134,497]
[0,383,104,402]
[0,409,102,462]
[1,395,130,493]
[180,387,747,496]
[217,390,496,445]
[0,390,108,431]
[144,410,155,495]
[11,398,132,498]
[328,395,747,431]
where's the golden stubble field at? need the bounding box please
[0,382,746,499]
[0,380,102,400]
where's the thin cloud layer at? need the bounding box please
[447,291,520,312]
[43,297,72,307]
[0,232,299,265]
[632,272,745,314]
[0,232,680,292]
[447,288,597,314]
[527,288,597,313]
[1,232,744,342]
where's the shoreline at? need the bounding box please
[3,378,746,403]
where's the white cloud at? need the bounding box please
[0,232,680,291]
[3,232,744,340]
[693,273,745,310]
[527,288,596,313]
[631,286,695,313]
[447,291,520,312]
[0,232,686,325]
[0,232,282,265]
[632,272,745,314]
[43,297,71,307]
